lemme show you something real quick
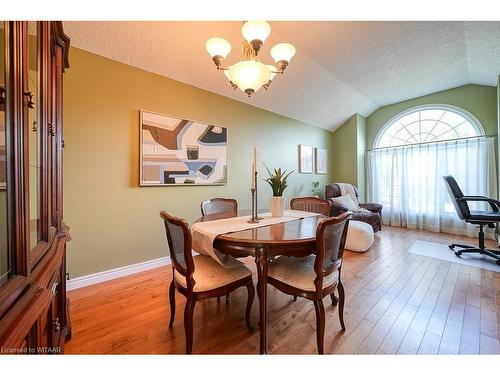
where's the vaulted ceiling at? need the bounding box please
[63,21,500,131]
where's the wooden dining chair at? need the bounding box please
[201,198,238,216]
[290,196,332,216]
[200,198,238,303]
[160,211,255,354]
[266,212,351,354]
[290,196,337,304]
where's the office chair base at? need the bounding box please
[449,244,500,265]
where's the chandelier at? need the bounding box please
[205,21,296,97]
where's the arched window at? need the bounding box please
[374,105,484,148]
[368,104,496,236]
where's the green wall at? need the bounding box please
[331,84,499,199]
[356,115,366,201]
[330,114,367,201]
[366,84,498,148]
[63,47,334,278]
[330,115,357,186]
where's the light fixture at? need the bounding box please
[205,21,296,97]
[241,21,271,55]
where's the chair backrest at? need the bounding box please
[159,211,195,285]
[442,175,470,220]
[290,196,332,216]
[325,183,360,203]
[201,198,238,216]
[313,212,351,291]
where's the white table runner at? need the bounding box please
[191,210,320,267]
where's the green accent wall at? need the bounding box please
[64,47,334,278]
[330,114,367,201]
[356,115,366,201]
[366,84,498,148]
[331,84,499,200]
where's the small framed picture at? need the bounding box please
[298,144,313,174]
[315,148,327,174]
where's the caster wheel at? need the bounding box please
[454,252,461,258]
[448,245,454,250]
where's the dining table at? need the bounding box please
[195,209,328,354]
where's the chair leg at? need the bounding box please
[456,248,482,255]
[184,297,196,354]
[330,292,338,306]
[338,280,346,331]
[449,243,475,250]
[168,279,176,328]
[226,293,230,305]
[217,296,221,302]
[483,250,500,262]
[313,299,325,354]
[293,296,297,302]
[245,283,255,332]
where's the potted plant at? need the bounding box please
[264,166,293,217]
[311,181,320,198]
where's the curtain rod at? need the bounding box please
[367,135,495,152]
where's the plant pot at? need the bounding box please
[271,196,285,217]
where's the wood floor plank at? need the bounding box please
[356,258,432,354]
[396,261,451,353]
[438,264,470,354]
[459,304,481,354]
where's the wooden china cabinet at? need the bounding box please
[0,21,70,354]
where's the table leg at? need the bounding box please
[255,247,268,354]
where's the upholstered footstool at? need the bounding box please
[345,220,374,252]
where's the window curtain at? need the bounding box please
[368,137,497,237]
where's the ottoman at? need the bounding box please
[345,220,374,252]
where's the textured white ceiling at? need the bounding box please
[63,21,500,131]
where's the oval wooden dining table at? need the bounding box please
[197,210,328,354]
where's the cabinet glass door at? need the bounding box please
[27,21,40,251]
[0,22,9,286]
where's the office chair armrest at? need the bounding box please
[458,196,500,212]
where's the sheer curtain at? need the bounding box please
[368,137,497,237]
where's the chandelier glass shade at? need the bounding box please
[241,21,271,46]
[205,37,232,58]
[205,21,296,97]
[223,61,273,96]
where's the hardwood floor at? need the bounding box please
[65,226,500,354]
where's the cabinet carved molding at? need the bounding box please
[0,21,70,354]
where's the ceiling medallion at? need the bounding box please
[205,21,296,97]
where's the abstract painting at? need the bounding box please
[299,144,313,174]
[315,148,327,174]
[140,111,227,186]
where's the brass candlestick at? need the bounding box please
[255,171,263,220]
[247,188,260,224]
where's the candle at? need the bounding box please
[252,146,256,189]
[253,146,257,172]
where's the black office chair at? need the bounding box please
[443,175,500,265]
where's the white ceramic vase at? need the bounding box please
[271,196,285,217]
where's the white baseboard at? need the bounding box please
[67,256,171,291]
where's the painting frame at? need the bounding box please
[315,148,327,174]
[298,144,313,174]
[139,110,228,186]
